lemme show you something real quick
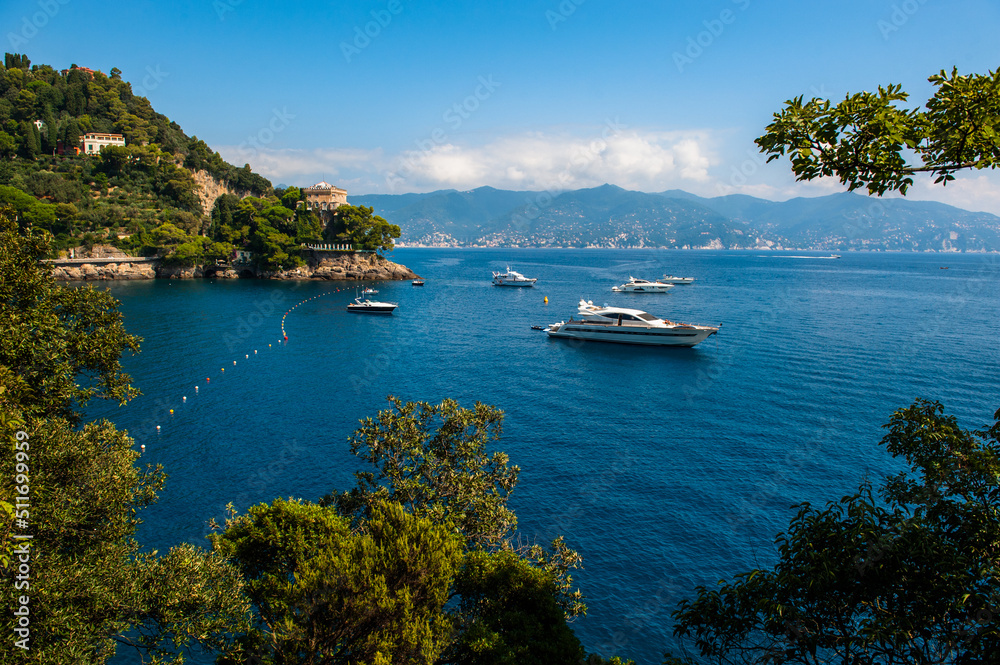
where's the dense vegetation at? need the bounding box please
[0,53,399,272]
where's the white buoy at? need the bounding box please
[234,360,237,365]
[195,386,199,392]
[245,354,249,359]
[182,396,186,402]
[255,350,257,354]
[156,425,160,431]
[140,444,145,452]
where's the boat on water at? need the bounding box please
[544,299,718,347]
[347,297,397,314]
[611,277,674,293]
[660,275,695,284]
[362,287,379,294]
[412,278,425,286]
[492,266,537,287]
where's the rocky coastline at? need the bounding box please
[47,246,418,282]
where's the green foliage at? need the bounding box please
[212,498,462,664]
[0,183,57,232]
[756,67,1000,195]
[0,212,140,422]
[0,53,274,260]
[446,550,586,665]
[325,204,401,253]
[670,399,1000,664]
[325,396,588,619]
[0,209,250,662]
[328,396,519,549]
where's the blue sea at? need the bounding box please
[94,249,1000,664]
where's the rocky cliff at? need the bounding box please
[48,248,417,282]
[191,170,247,216]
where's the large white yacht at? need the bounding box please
[611,277,674,293]
[492,266,537,287]
[545,299,718,347]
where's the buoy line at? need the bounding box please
[281,288,346,341]
[147,288,346,443]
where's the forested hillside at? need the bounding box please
[0,53,398,270]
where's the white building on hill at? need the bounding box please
[81,133,126,155]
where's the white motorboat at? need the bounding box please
[492,266,537,287]
[611,277,674,293]
[660,275,695,284]
[362,287,379,294]
[347,297,397,314]
[544,299,718,347]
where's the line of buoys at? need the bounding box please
[154,294,323,438]
[282,290,337,341]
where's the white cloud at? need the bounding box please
[218,128,718,194]
[903,173,1000,216]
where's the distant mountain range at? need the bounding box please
[349,185,1000,252]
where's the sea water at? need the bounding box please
[95,249,1000,664]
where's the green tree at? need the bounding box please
[669,399,1000,664]
[0,212,138,421]
[212,498,463,665]
[446,550,586,665]
[0,212,249,662]
[325,397,587,619]
[327,396,518,549]
[756,67,1000,196]
[325,204,400,253]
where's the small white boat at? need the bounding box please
[362,287,379,294]
[412,279,425,286]
[611,277,674,293]
[492,266,537,287]
[545,299,718,347]
[660,275,695,284]
[347,297,397,314]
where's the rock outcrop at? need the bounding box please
[289,252,417,281]
[49,261,158,281]
[48,250,416,282]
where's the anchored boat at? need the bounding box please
[545,299,717,347]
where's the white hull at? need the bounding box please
[492,266,537,287]
[544,298,717,347]
[494,280,536,287]
[546,323,715,347]
[612,284,673,293]
[660,275,695,284]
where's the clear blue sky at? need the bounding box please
[5,0,1000,212]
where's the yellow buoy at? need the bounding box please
[544,296,548,304]
[169,409,173,414]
